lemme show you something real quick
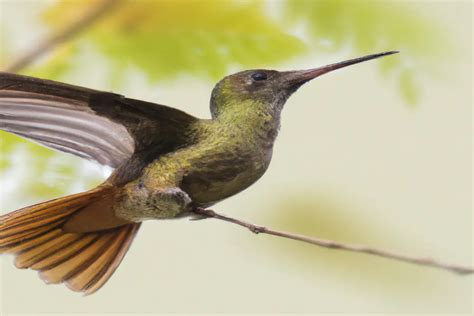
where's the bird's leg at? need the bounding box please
[115,183,192,222]
[151,187,192,217]
[188,207,211,221]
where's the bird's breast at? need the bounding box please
[179,145,273,206]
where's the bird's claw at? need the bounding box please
[189,207,212,221]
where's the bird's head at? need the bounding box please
[210,51,398,119]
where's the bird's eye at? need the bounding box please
[251,72,267,81]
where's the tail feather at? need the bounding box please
[0,187,141,294]
[0,222,61,250]
[64,225,138,293]
[15,232,82,269]
[40,232,117,284]
[1,190,100,225]
[3,229,63,254]
[84,224,139,294]
[31,234,98,270]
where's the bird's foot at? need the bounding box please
[189,207,211,221]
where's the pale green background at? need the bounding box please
[0,0,472,314]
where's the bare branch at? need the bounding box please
[3,0,120,72]
[192,208,473,275]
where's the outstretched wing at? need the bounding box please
[0,72,198,168]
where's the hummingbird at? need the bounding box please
[0,51,398,294]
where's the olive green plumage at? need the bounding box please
[114,71,290,220]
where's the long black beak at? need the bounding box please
[285,51,399,86]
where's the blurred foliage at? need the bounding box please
[253,193,438,293]
[30,0,448,105]
[1,0,451,199]
[27,43,78,80]
[0,131,102,202]
[0,132,52,172]
[39,0,306,82]
[284,0,448,106]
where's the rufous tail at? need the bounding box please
[0,186,140,295]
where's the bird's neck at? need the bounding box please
[214,100,281,148]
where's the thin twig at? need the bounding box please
[192,208,473,275]
[3,0,120,72]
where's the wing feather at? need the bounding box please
[0,90,133,167]
[0,72,198,168]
